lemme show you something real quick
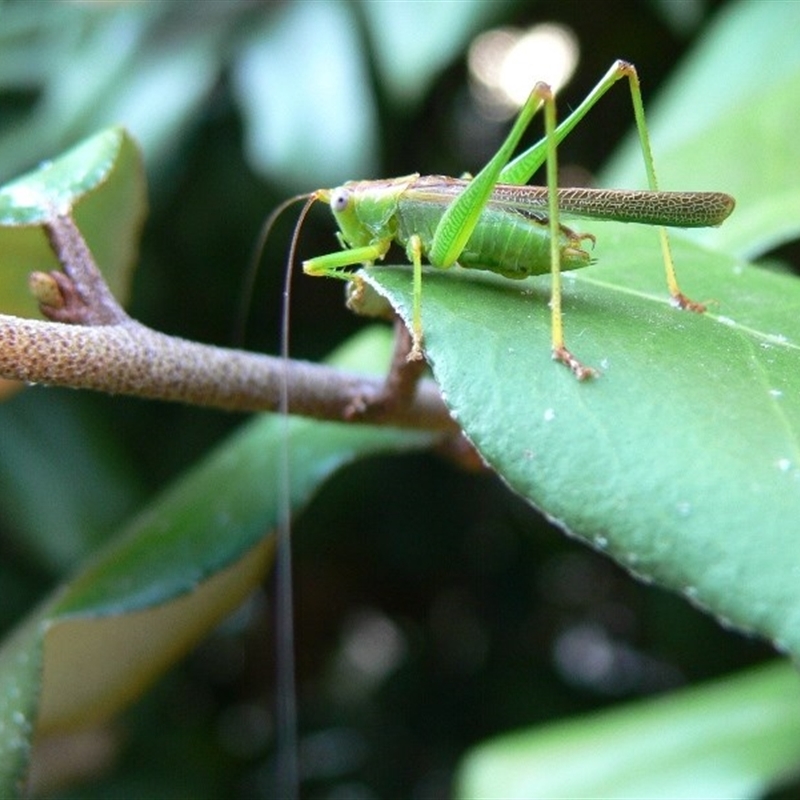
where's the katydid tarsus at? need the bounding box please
[266,59,734,794]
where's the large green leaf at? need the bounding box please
[360,0,800,658]
[364,225,800,653]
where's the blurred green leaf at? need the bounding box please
[456,661,800,799]
[0,126,145,318]
[0,618,44,797]
[0,3,230,180]
[360,0,502,106]
[0,392,144,573]
[602,0,800,258]
[0,1,510,193]
[0,327,434,796]
[232,1,378,188]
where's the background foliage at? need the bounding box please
[1,1,799,797]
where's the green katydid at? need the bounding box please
[266,60,735,796]
[281,60,734,380]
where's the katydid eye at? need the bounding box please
[331,187,350,212]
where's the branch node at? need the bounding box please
[344,318,427,422]
[28,271,65,311]
[41,212,130,326]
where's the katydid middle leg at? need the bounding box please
[425,81,596,378]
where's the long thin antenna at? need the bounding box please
[275,194,318,800]
[235,193,311,347]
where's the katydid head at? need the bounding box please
[316,183,373,250]
[245,182,371,328]
[318,175,419,251]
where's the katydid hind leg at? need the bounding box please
[428,83,551,269]
[500,60,703,311]
[621,62,704,311]
[499,60,636,186]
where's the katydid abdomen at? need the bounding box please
[393,176,593,280]
[393,175,732,279]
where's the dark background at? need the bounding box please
[0,1,790,797]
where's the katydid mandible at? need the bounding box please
[289,60,734,379]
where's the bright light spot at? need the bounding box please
[502,25,579,103]
[327,608,407,705]
[340,610,406,681]
[468,23,580,118]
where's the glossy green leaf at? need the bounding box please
[0,127,145,319]
[0,327,434,796]
[365,219,800,655]
[360,0,800,660]
[456,661,800,799]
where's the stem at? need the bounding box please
[0,212,456,434]
[0,314,454,430]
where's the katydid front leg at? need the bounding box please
[303,241,391,279]
[306,235,429,416]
